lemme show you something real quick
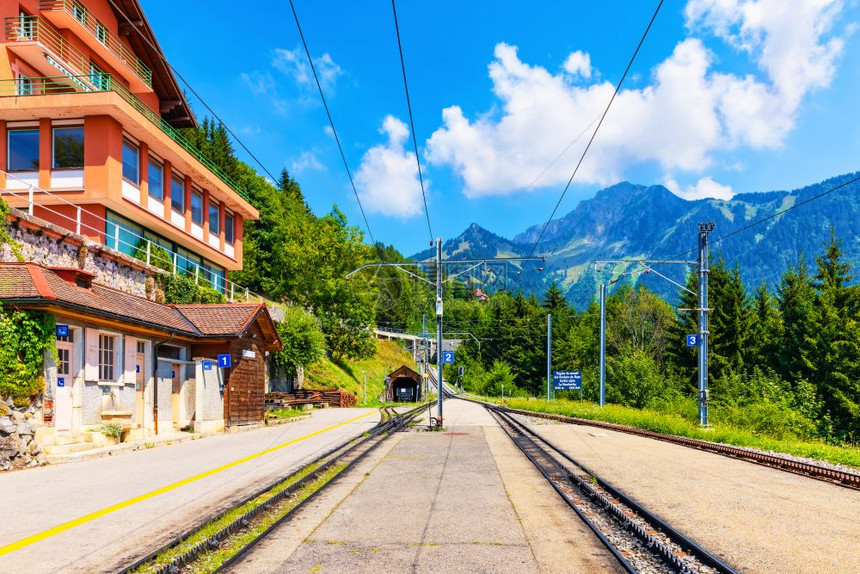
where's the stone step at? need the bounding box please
[43,442,105,455]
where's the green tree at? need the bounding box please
[776,255,817,383]
[269,306,326,377]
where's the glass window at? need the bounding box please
[105,212,143,256]
[191,190,203,224]
[16,76,32,96]
[96,24,106,44]
[19,11,34,40]
[148,157,163,200]
[122,139,139,184]
[98,334,115,381]
[206,264,226,292]
[171,175,185,213]
[225,211,235,245]
[209,201,220,235]
[8,129,39,171]
[89,61,109,91]
[136,341,146,354]
[177,248,201,275]
[53,126,84,169]
[56,329,74,343]
[72,3,86,24]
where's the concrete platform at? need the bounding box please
[0,408,379,573]
[229,399,620,573]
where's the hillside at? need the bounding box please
[412,173,860,307]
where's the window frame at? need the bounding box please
[98,333,116,382]
[121,138,139,185]
[52,125,85,170]
[190,189,204,225]
[147,156,164,201]
[208,200,220,235]
[7,128,40,172]
[224,211,235,245]
[96,23,106,44]
[170,173,185,214]
[72,2,86,25]
[16,75,32,96]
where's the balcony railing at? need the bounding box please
[0,75,250,202]
[38,0,152,87]
[5,15,90,76]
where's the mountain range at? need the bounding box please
[411,172,860,308]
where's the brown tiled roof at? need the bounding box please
[0,263,197,334]
[172,303,265,336]
[0,263,282,347]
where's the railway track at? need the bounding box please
[488,406,738,574]
[495,405,860,491]
[121,404,428,574]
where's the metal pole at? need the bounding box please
[599,283,606,407]
[435,238,443,426]
[698,222,714,426]
[546,313,552,401]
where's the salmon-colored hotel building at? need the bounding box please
[0,0,258,291]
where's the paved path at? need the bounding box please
[230,399,620,573]
[0,408,379,573]
[530,417,860,573]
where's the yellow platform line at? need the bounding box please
[0,411,375,557]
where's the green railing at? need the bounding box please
[5,15,90,75]
[38,0,152,87]
[0,75,249,201]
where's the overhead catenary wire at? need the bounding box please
[526,0,665,259]
[391,0,434,243]
[108,0,382,243]
[287,0,380,248]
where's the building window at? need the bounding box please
[225,211,235,245]
[89,62,110,91]
[96,23,106,44]
[191,190,203,225]
[171,175,185,213]
[98,334,116,381]
[58,347,71,374]
[56,329,74,343]
[18,11,34,40]
[137,341,146,354]
[148,157,163,200]
[53,126,84,169]
[122,139,139,184]
[8,129,39,171]
[72,3,86,24]
[106,211,144,256]
[209,201,220,235]
[16,76,32,96]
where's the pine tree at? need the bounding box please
[708,260,752,381]
[776,255,817,383]
[747,282,782,371]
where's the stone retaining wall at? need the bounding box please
[0,398,46,471]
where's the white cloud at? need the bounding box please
[355,116,426,218]
[563,51,592,79]
[273,47,343,92]
[425,0,850,198]
[240,72,275,96]
[664,175,734,200]
[291,151,326,174]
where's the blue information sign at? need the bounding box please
[686,334,700,347]
[202,361,213,371]
[217,354,232,368]
[57,377,65,387]
[56,325,69,338]
[441,351,455,364]
[553,370,582,390]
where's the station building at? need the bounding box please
[0,1,285,453]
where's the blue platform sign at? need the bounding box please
[553,370,582,390]
[217,354,232,368]
[57,377,65,387]
[56,325,69,338]
[442,351,455,364]
[686,334,700,347]
[202,361,213,371]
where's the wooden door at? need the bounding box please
[55,342,74,432]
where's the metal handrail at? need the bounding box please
[38,0,152,86]
[1,170,269,304]
[0,74,250,202]
[5,15,90,76]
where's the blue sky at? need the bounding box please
[144,0,860,256]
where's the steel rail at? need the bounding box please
[497,406,860,491]
[490,407,738,574]
[119,405,428,574]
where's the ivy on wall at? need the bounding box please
[0,304,56,406]
[0,197,23,261]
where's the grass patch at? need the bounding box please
[495,397,860,469]
[132,461,342,574]
[265,407,308,422]
[305,340,417,407]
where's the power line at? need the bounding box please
[287,0,379,247]
[527,0,665,259]
[391,0,434,243]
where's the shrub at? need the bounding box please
[0,305,54,404]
